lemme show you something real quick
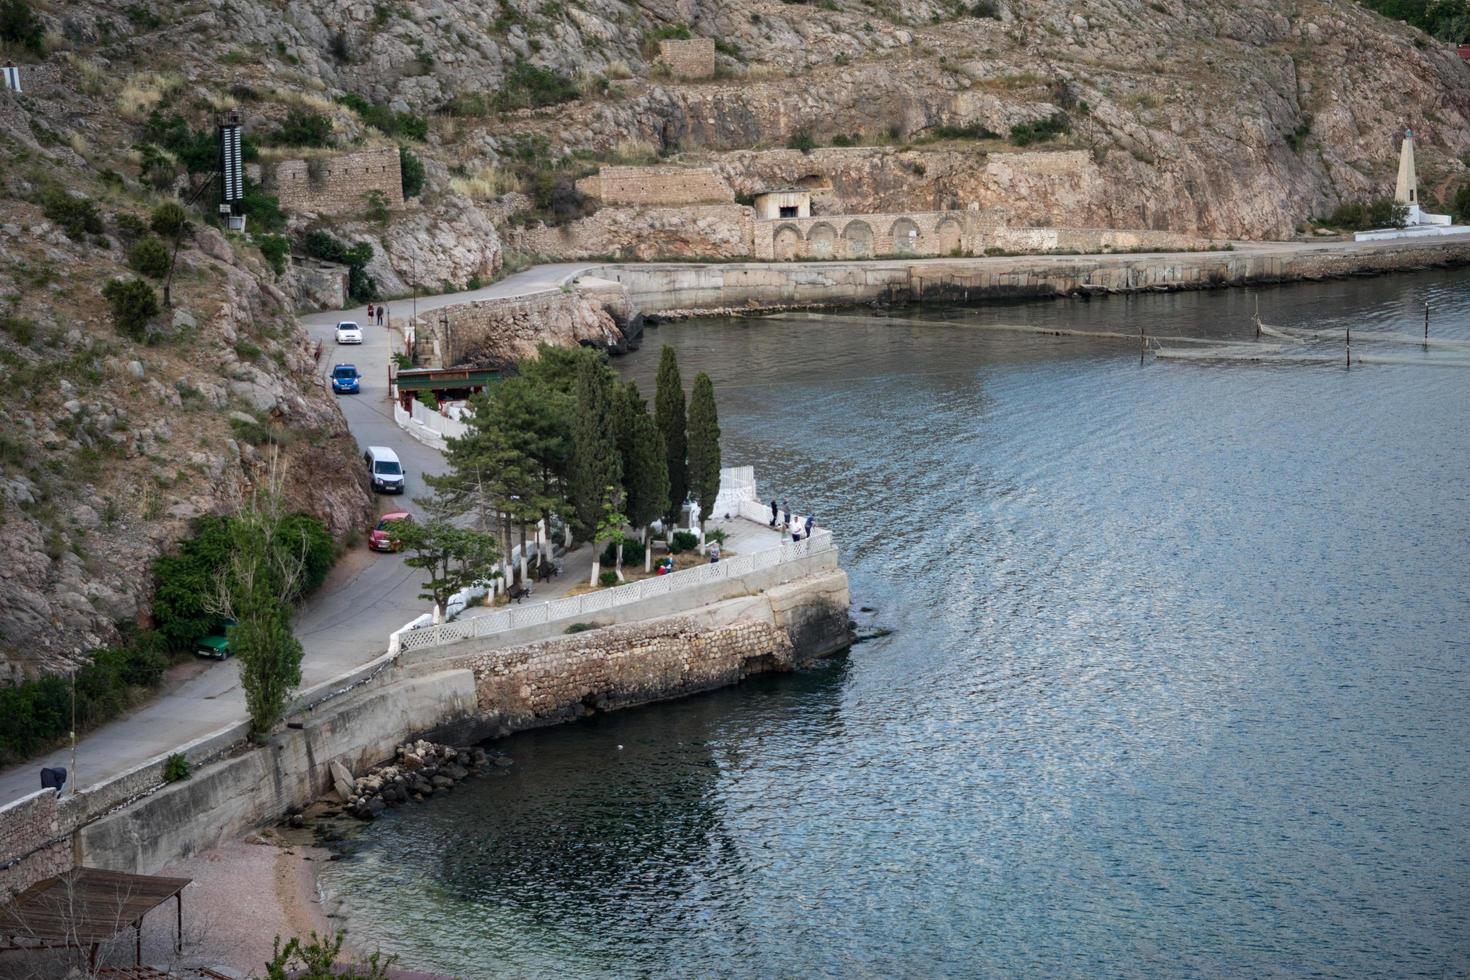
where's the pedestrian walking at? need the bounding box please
[366,302,375,323]
[708,540,721,563]
[377,305,386,326]
[804,514,815,538]
[791,515,803,542]
[769,498,778,527]
[781,500,790,526]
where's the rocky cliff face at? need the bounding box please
[0,82,372,681]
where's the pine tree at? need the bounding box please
[569,355,621,541]
[686,371,721,531]
[654,345,687,524]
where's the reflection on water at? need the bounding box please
[321,270,1470,978]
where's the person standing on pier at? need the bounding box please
[770,498,779,526]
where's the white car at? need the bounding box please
[335,321,363,345]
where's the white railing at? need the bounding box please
[394,528,834,655]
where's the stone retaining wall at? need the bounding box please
[271,146,403,216]
[576,165,734,206]
[0,790,73,901]
[658,38,716,80]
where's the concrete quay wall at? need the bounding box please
[64,566,848,877]
[586,238,1470,314]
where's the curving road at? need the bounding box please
[0,264,592,807]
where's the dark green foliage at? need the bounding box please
[1322,198,1408,230]
[1451,181,1470,222]
[0,0,44,54]
[970,0,1001,17]
[163,752,190,782]
[569,355,622,541]
[1357,0,1470,41]
[598,569,619,586]
[303,230,376,300]
[1287,117,1313,152]
[139,112,217,174]
[496,60,579,110]
[0,314,37,345]
[150,201,191,239]
[564,622,597,634]
[615,382,670,532]
[931,123,1000,140]
[400,146,426,198]
[39,187,104,239]
[242,179,287,232]
[151,513,333,651]
[1009,112,1070,146]
[601,538,646,567]
[101,278,160,340]
[0,635,168,766]
[127,236,171,278]
[685,372,721,528]
[125,4,162,28]
[787,130,817,153]
[265,930,395,980]
[654,346,688,523]
[526,170,593,224]
[270,110,335,148]
[338,94,429,140]
[114,212,149,243]
[669,530,699,554]
[257,233,290,275]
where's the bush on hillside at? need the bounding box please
[101,278,160,340]
[0,0,45,54]
[1009,112,1070,147]
[127,235,172,278]
[270,109,335,148]
[150,201,191,239]
[40,187,104,239]
[400,147,426,198]
[496,61,579,110]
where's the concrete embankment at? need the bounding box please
[2,554,849,887]
[580,236,1470,315]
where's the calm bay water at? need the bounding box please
[321,271,1470,977]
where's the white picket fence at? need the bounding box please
[393,527,834,655]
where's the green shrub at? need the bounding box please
[600,539,646,567]
[0,0,45,55]
[363,189,390,225]
[931,123,1000,140]
[150,201,191,239]
[1454,182,1470,223]
[338,94,428,140]
[256,234,290,275]
[705,528,728,545]
[1358,0,1470,41]
[787,130,817,153]
[669,530,699,553]
[496,60,579,110]
[416,389,439,410]
[303,231,377,300]
[127,235,172,278]
[101,278,160,340]
[271,109,335,148]
[400,147,425,198]
[40,187,104,239]
[241,180,287,233]
[114,211,149,243]
[598,569,618,586]
[970,0,1000,17]
[1009,112,1070,147]
[1322,198,1407,231]
[564,622,598,634]
[0,314,36,346]
[163,752,190,782]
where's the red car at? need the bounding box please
[369,512,412,552]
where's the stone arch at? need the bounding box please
[773,224,802,260]
[890,217,922,255]
[807,222,837,258]
[937,217,963,256]
[842,220,874,258]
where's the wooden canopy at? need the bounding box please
[0,867,190,966]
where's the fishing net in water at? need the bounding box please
[1152,314,1470,369]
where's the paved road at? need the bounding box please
[0,265,592,807]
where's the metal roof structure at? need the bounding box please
[0,867,190,967]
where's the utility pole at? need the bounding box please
[440,309,452,367]
[69,668,77,796]
[1425,300,1430,349]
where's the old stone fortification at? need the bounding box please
[753,211,1204,260]
[512,204,753,260]
[422,280,630,367]
[658,38,716,80]
[575,165,734,206]
[584,237,1470,312]
[0,557,849,883]
[270,146,403,216]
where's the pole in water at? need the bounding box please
[1425,301,1430,348]
[1346,326,1351,368]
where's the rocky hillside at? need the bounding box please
[0,81,372,681]
[44,0,1470,243]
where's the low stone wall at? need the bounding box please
[576,166,734,206]
[0,790,73,901]
[584,237,1470,313]
[271,146,404,216]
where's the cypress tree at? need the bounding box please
[686,371,721,530]
[619,383,671,535]
[569,355,621,541]
[654,345,687,523]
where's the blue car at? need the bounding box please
[331,363,361,394]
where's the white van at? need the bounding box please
[364,446,405,494]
